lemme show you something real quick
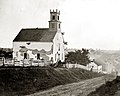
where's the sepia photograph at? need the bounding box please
[0,0,120,96]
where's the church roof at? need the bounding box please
[13,28,57,42]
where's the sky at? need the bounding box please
[0,0,120,50]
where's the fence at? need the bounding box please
[65,63,88,70]
[0,57,4,66]
[0,57,46,67]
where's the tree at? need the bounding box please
[65,51,76,64]
[65,48,91,66]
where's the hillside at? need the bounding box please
[0,67,103,96]
[88,76,120,96]
[28,75,115,96]
[89,49,120,74]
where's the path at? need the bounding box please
[26,75,115,96]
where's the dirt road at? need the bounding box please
[27,75,115,96]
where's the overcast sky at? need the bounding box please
[0,0,120,50]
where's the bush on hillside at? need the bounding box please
[88,76,120,96]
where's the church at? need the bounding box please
[13,9,65,65]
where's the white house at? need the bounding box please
[13,9,65,65]
[87,59,103,73]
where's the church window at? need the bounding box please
[58,54,60,61]
[52,15,55,20]
[37,53,40,60]
[58,16,59,20]
[59,24,60,28]
[24,53,27,59]
[26,42,31,45]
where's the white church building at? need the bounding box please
[13,9,65,65]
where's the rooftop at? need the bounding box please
[13,28,57,42]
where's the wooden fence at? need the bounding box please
[0,57,46,67]
[65,63,88,70]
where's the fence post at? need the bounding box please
[13,57,15,66]
[2,57,5,67]
[38,59,39,66]
[30,59,32,66]
[23,59,24,67]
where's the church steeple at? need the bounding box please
[49,9,61,31]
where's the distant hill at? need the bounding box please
[89,49,120,74]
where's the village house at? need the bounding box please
[13,9,65,66]
[86,59,103,73]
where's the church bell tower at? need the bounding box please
[49,9,61,32]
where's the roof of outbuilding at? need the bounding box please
[93,59,102,66]
[13,28,57,42]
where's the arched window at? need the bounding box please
[52,15,55,20]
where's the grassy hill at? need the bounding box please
[0,67,103,96]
